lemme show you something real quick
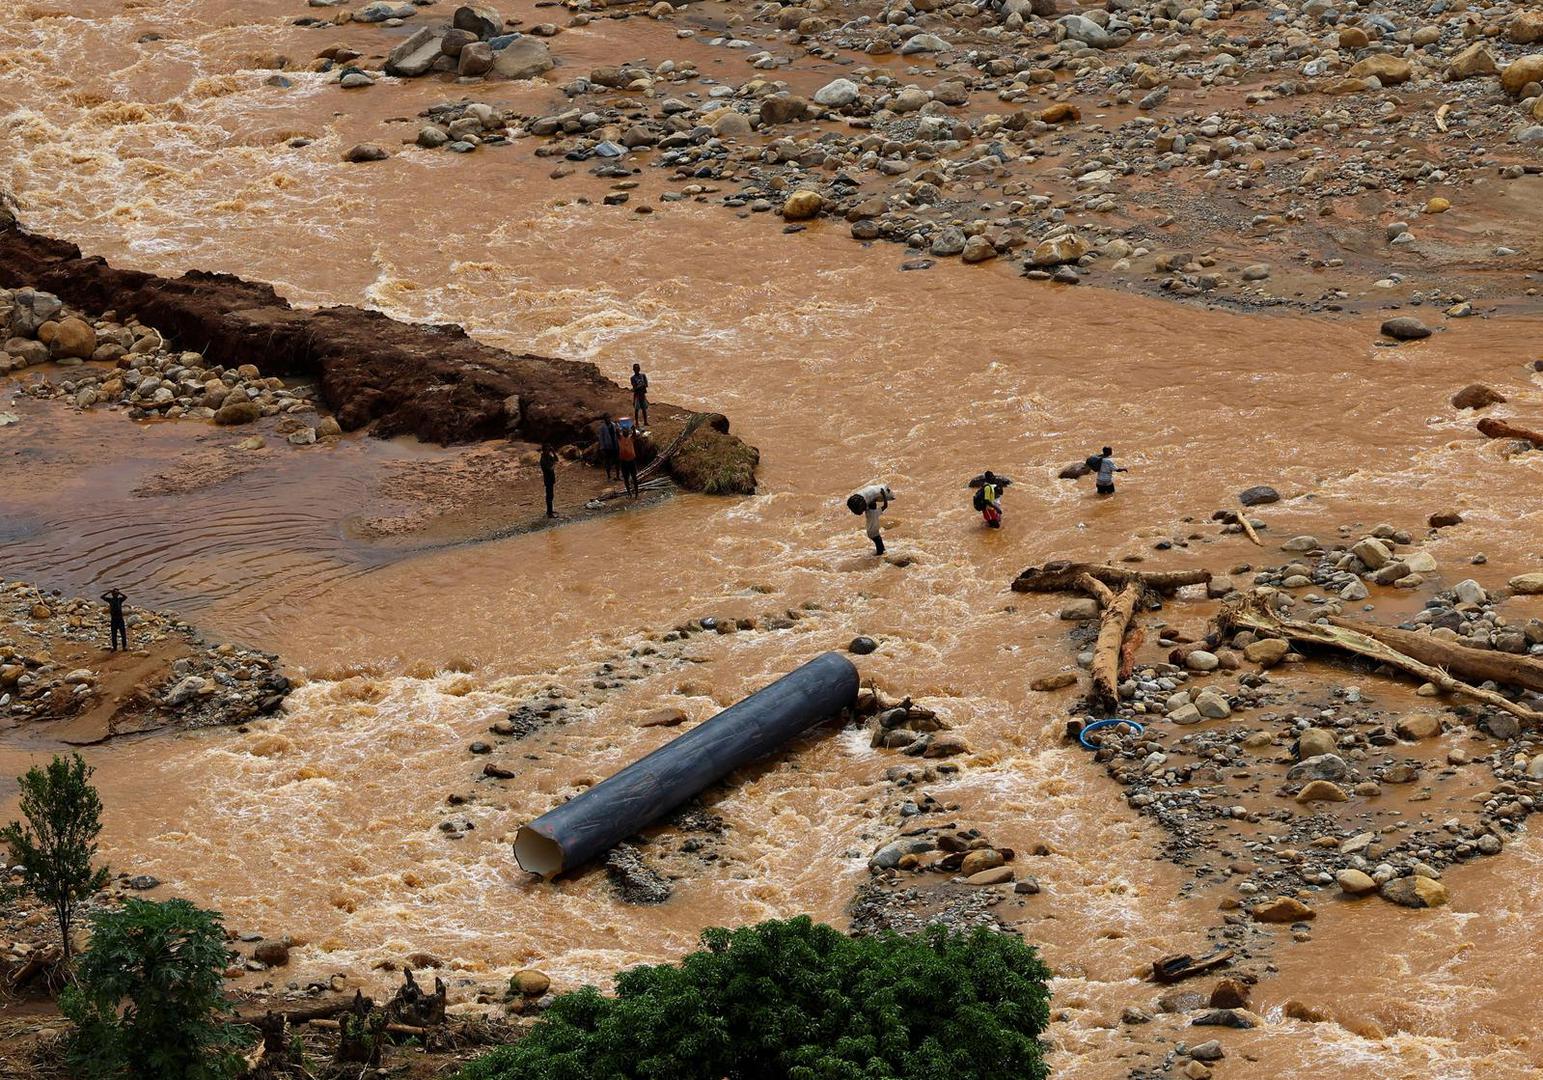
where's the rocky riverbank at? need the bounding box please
[0,579,289,743]
[300,0,1541,317]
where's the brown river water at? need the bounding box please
[4,0,1543,1075]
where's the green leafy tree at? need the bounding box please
[459,916,1052,1080]
[61,898,249,1080]
[1,753,110,962]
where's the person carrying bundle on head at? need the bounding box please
[969,470,1012,528]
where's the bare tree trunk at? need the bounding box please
[1091,586,1142,712]
[1327,616,1543,694]
[1013,561,1211,595]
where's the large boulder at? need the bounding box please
[385,27,445,78]
[491,37,554,80]
[1501,55,1543,96]
[214,399,262,425]
[48,315,96,359]
[459,42,494,76]
[1451,383,1505,410]
[1508,572,1543,595]
[453,4,503,39]
[1380,316,1430,340]
[782,190,824,220]
[813,78,860,107]
[1286,753,1349,782]
[1347,55,1413,85]
[1059,14,1113,48]
[355,2,416,23]
[899,33,950,54]
[1447,43,1498,80]
[9,288,63,337]
[1509,12,1543,45]
[1030,232,1088,266]
[1251,896,1315,923]
[1380,875,1448,908]
[759,95,808,125]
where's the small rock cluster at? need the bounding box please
[2,287,336,442]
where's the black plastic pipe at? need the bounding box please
[515,652,860,877]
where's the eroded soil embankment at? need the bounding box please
[0,220,757,493]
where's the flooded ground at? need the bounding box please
[3,0,1543,1076]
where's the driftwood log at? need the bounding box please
[1326,617,1543,694]
[1015,563,1210,711]
[1091,586,1143,712]
[1232,502,1262,546]
[1219,593,1543,726]
[1478,417,1543,448]
[1012,562,1211,595]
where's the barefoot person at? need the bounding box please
[630,364,650,429]
[540,443,558,518]
[847,484,893,555]
[101,588,128,652]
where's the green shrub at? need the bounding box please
[459,916,1051,1080]
[1,752,110,962]
[61,898,250,1080]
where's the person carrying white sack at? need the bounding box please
[846,484,893,556]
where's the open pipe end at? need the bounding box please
[514,826,564,878]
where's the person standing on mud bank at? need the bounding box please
[101,588,128,652]
[540,444,558,519]
[1091,447,1126,497]
[630,364,650,429]
[596,415,619,480]
[616,421,639,499]
[848,484,893,556]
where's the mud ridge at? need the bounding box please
[0,213,757,493]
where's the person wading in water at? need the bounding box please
[971,470,1011,528]
[102,588,129,651]
[1090,447,1127,496]
[540,443,558,519]
[847,484,893,555]
[616,420,640,498]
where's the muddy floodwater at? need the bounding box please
[4,0,1543,1076]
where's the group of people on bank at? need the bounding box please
[542,363,651,518]
[847,447,1128,556]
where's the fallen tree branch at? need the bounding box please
[1233,502,1262,546]
[1092,585,1143,712]
[237,1001,353,1027]
[1219,592,1543,726]
[1478,417,1543,448]
[1326,616,1543,694]
[307,1018,431,1038]
[1012,562,1211,595]
[1074,573,1117,609]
